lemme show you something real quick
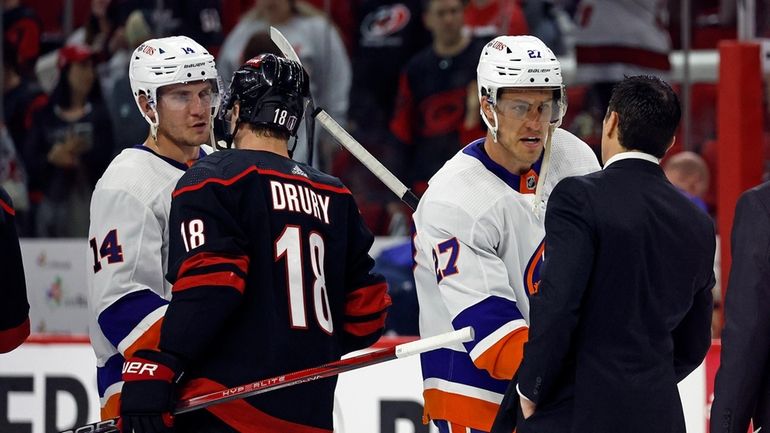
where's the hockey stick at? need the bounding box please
[62,326,474,433]
[269,27,420,211]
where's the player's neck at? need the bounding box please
[484,136,535,175]
[235,135,290,158]
[147,134,200,164]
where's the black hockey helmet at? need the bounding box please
[218,53,309,146]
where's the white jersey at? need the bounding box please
[412,129,600,430]
[86,145,209,418]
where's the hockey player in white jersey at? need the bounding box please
[86,35,220,420]
[412,35,601,433]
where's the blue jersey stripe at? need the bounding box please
[97,353,124,397]
[452,295,525,353]
[420,347,508,394]
[462,139,543,192]
[97,289,168,348]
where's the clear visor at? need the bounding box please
[157,78,222,112]
[494,96,565,124]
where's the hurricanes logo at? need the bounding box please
[420,88,466,137]
[361,4,411,38]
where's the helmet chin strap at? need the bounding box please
[480,104,501,143]
[532,123,556,220]
[149,106,160,141]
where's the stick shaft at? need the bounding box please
[270,26,419,211]
[64,327,473,433]
[314,109,418,210]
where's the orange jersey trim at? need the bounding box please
[123,317,163,359]
[474,327,529,380]
[423,388,500,431]
[101,392,121,420]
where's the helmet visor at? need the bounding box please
[157,78,222,113]
[494,94,566,124]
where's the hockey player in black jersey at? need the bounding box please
[118,54,391,433]
[0,186,29,353]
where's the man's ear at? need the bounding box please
[667,135,676,152]
[232,101,240,120]
[604,111,619,139]
[480,96,494,121]
[138,94,156,122]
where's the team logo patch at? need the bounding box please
[361,4,411,38]
[487,40,508,51]
[137,44,155,55]
[526,175,536,190]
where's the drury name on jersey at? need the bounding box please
[269,180,331,224]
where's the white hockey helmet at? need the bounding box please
[129,36,222,133]
[477,35,567,138]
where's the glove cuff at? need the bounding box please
[123,349,184,384]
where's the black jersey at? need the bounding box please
[389,37,488,190]
[161,150,390,432]
[0,186,29,353]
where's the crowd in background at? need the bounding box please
[3,0,770,335]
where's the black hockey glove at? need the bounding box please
[120,349,184,433]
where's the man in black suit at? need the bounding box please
[510,75,716,433]
[711,182,770,433]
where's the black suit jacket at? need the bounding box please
[711,182,770,433]
[514,158,715,433]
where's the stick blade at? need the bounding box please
[269,26,301,64]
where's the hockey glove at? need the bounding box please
[120,349,184,433]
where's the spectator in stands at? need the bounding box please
[217,0,351,170]
[68,0,136,99]
[165,0,225,55]
[663,151,710,214]
[389,0,486,196]
[240,31,284,63]
[3,0,42,78]
[522,0,567,54]
[24,45,114,237]
[3,40,48,157]
[67,0,126,64]
[663,150,722,337]
[105,9,153,152]
[570,0,671,145]
[464,0,528,39]
[343,0,429,234]
[0,124,29,234]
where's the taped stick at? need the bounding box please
[63,327,474,433]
